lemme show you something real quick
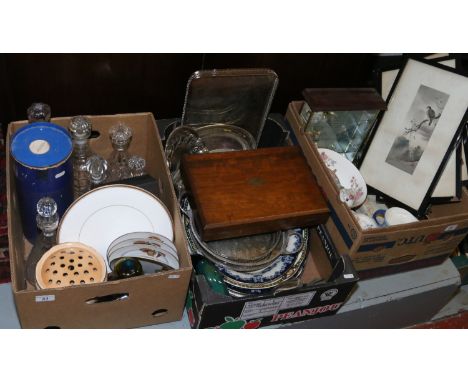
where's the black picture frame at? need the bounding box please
[375,54,460,100]
[430,139,463,204]
[462,123,468,187]
[358,57,468,218]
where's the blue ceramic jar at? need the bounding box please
[11,122,74,242]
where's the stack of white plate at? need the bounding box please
[58,185,177,273]
[106,232,179,273]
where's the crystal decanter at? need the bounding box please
[69,116,95,198]
[128,155,146,177]
[86,155,109,189]
[108,122,133,181]
[27,102,51,123]
[25,197,58,288]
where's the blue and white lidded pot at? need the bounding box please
[10,122,74,242]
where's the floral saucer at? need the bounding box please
[318,148,367,208]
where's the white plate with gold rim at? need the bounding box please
[58,185,174,271]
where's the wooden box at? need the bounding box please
[181,146,330,241]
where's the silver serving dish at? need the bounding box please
[164,126,208,174]
[194,124,256,152]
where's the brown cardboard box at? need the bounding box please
[7,113,192,328]
[187,226,358,329]
[286,101,468,272]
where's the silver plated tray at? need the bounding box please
[181,197,285,271]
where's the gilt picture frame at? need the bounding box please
[359,58,468,217]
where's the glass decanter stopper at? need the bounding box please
[25,197,58,288]
[128,155,146,177]
[27,102,51,123]
[108,122,133,181]
[86,155,109,188]
[69,116,94,198]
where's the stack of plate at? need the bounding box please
[58,185,176,274]
[107,232,179,273]
[180,196,308,296]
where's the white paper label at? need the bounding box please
[444,224,458,232]
[35,295,55,303]
[29,139,50,155]
[279,291,316,310]
[55,170,65,179]
[240,292,316,320]
[240,298,284,320]
[168,274,180,279]
[343,274,354,279]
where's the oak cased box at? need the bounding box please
[181,146,329,241]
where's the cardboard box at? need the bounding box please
[7,113,192,328]
[286,101,468,273]
[186,226,358,329]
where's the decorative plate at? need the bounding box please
[58,185,174,271]
[318,148,367,208]
[218,229,308,285]
[108,237,178,262]
[108,243,179,272]
[107,232,176,253]
[224,261,306,295]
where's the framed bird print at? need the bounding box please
[378,55,461,202]
[359,58,468,217]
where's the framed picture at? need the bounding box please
[359,58,468,217]
[378,55,462,202]
[462,125,468,186]
[380,54,457,101]
[431,143,462,203]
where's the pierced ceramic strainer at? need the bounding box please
[35,242,106,289]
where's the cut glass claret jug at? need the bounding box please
[69,116,95,198]
[108,122,133,181]
[27,102,52,123]
[25,197,58,288]
[86,155,109,188]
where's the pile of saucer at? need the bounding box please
[107,232,180,273]
[180,196,308,296]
